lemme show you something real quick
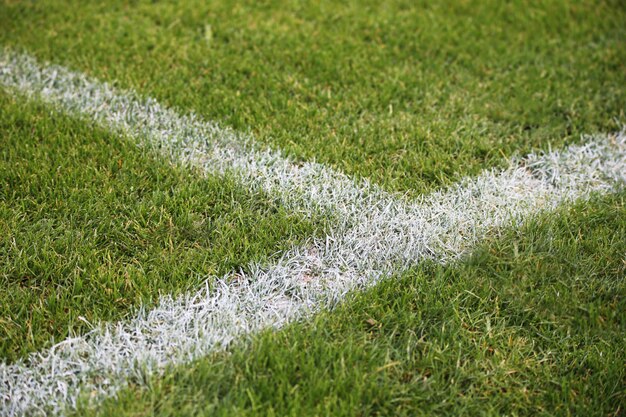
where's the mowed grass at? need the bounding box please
[1,0,624,194]
[1,1,625,414]
[81,193,626,417]
[0,92,320,361]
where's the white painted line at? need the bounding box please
[0,49,390,223]
[1,49,625,416]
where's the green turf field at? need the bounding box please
[0,0,624,415]
[0,93,320,361]
[82,193,626,416]
[1,0,624,193]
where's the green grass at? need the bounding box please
[1,1,625,414]
[0,92,321,361]
[1,0,624,194]
[82,192,626,417]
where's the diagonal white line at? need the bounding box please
[0,49,624,416]
[0,49,392,223]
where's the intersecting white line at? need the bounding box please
[0,49,624,416]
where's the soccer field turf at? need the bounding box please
[0,0,625,416]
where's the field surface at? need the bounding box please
[0,0,625,416]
